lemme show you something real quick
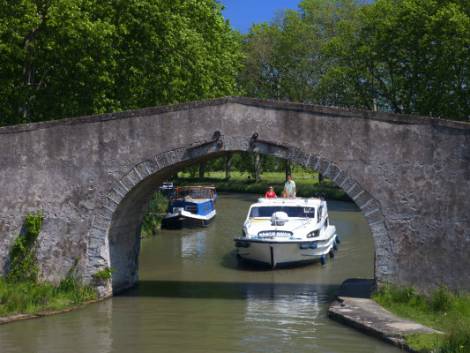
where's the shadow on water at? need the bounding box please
[325,200,360,212]
[219,249,323,272]
[120,280,340,302]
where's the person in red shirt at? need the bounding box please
[264,186,277,198]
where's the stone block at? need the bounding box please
[333,171,347,187]
[354,191,373,208]
[324,163,340,180]
[306,155,320,171]
[340,177,355,193]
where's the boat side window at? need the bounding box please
[190,189,207,199]
[249,206,316,218]
[317,206,323,223]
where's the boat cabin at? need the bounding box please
[247,197,325,222]
[172,186,217,201]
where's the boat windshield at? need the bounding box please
[249,206,316,218]
[175,187,214,199]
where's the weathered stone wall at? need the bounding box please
[0,97,468,296]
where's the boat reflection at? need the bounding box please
[181,231,208,258]
[241,284,324,350]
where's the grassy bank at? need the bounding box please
[0,277,96,317]
[373,285,470,352]
[175,171,350,201]
[0,212,97,319]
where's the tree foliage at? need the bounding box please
[239,0,361,103]
[2,0,468,124]
[239,0,470,120]
[0,0,243,126]
[325,0,470,119]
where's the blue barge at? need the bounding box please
[162,186,217,228]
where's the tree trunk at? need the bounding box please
[21,5,49,122]
[254,153,262,183]
[284,159,291,181]
[224,153,232,180]
[318,173,324,184]
[198,162,206,179]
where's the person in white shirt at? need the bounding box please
[283,174,296,198]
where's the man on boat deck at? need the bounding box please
[264,186,277,198]
[283,174,296,198]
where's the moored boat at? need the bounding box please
[234,197,339,268]
[159,181,175,197]
[162,186,217,229]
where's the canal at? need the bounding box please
[0,193,401,353]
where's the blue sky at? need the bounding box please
[220,0,300,33]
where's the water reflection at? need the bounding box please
[243,284,324,347]
[181,231,208,258]
[124,280,336,301]
[122,280,337,353]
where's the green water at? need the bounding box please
[0,193,400,353]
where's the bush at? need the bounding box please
[141,192,169,238]
[92,267,113,283]
[7,212,44,283]
[431,287,454,313]
[439,324,470,353]
[56,276,96,305]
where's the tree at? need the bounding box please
[224,153,233,180]
[322,0,470,119]
[198,162,206,179]
[0,0,243,126]
[238,23,281,99]
[239,0,361,103]
[0,0,117,125]
[252,153,262,182]
[284,159,291,181]
[240,0,469,120]
[111,0,243,110]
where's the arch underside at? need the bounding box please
[86,135,394,296]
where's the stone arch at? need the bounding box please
[86,134,393,297]
[0,97,467,296]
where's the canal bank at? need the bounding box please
[173,173,351,201]
[328,279,440,352]
[0,298,105,326]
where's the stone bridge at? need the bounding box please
[0,97,469,297]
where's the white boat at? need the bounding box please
[234,197,339,268]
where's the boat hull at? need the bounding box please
[162,209,216,229]
[235,226,337,268]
